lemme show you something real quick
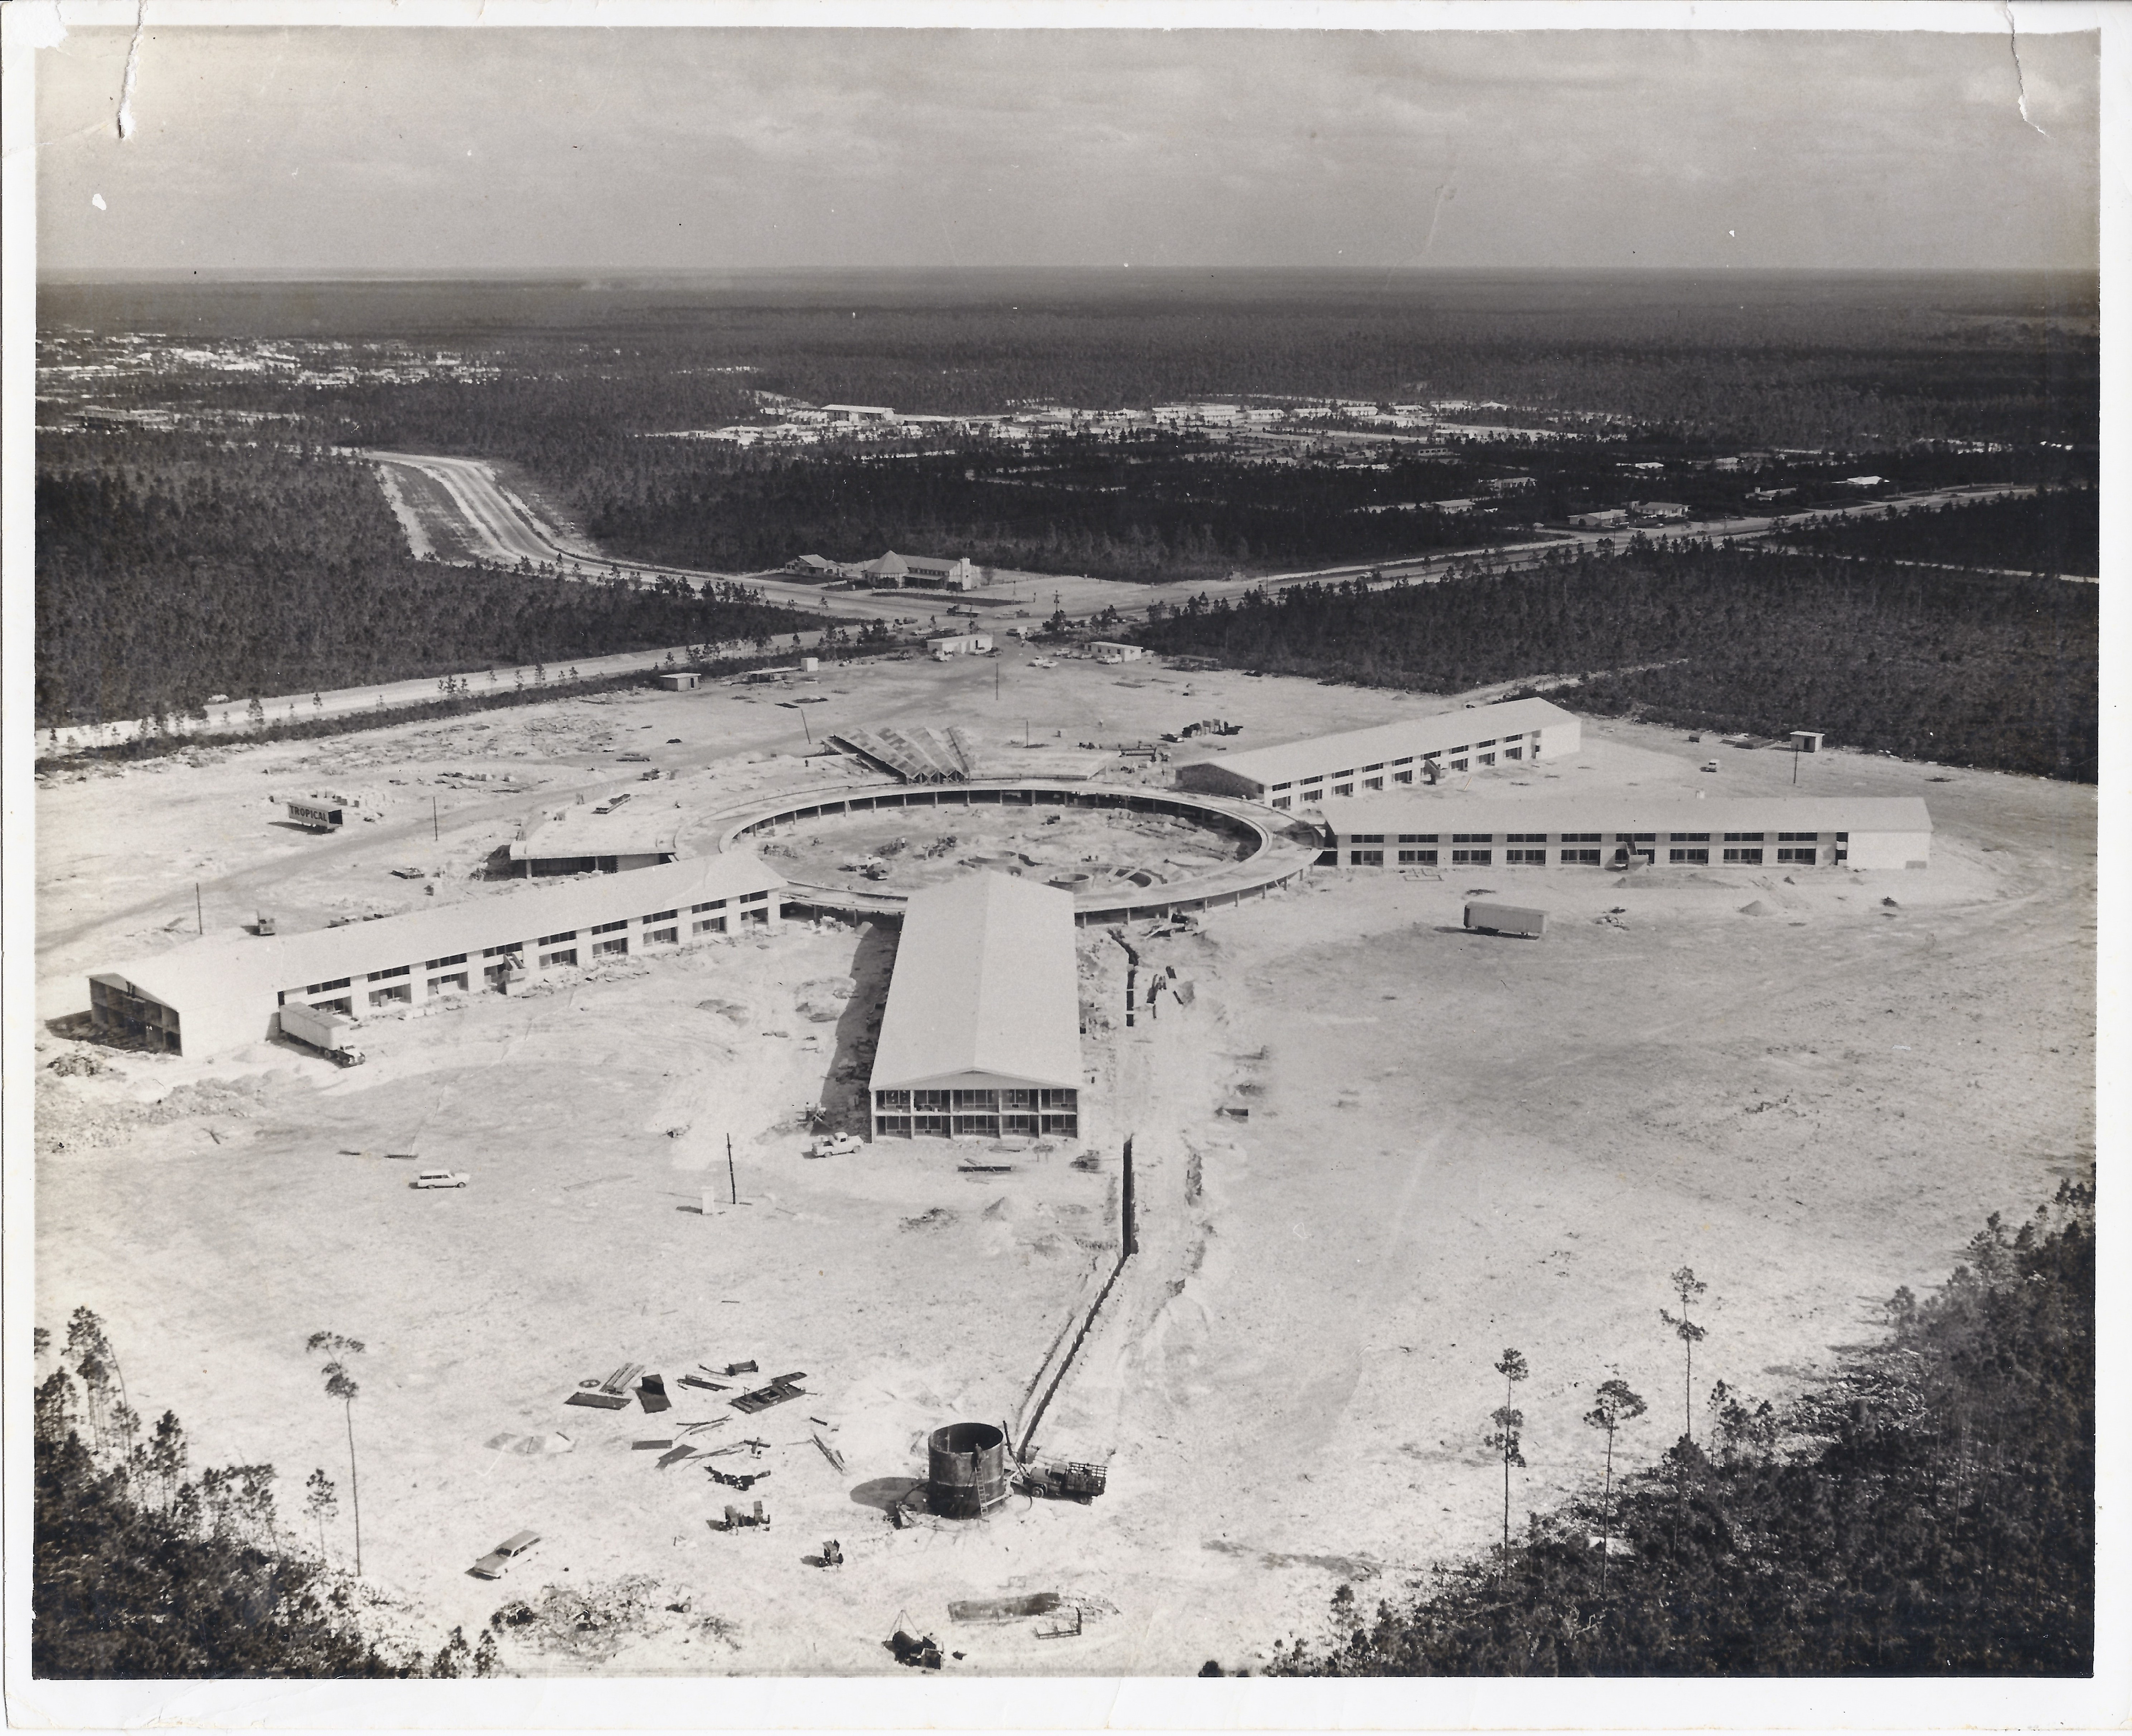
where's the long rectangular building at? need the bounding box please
[1317,795,1933,872]
[89,852,785,1062]
[1173,697,1582,808]
[869,872,1083,1142]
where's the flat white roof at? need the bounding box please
[509,798,680,861]
[1178,697,1578,789]
[95,852,784,1011]
[869,872,1082,1093]
[1317,794,1933,835]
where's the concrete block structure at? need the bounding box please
[1317,796,1932,872]
[1173,697,1581,809]
[87,852,784,1061]
[868,873,1082,1141]
[508,797,680,875]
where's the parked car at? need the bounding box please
[470,1530,541,1579]
[412,1170,470,1189]
[1701,760,1721,773]
[618,752,650,763]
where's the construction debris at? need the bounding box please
[811,1431,847,1474]
[566,1362,643,1410]
[708,1466,770,1492]
[637,1373,672,1413]
[714,1500,770,1532]
[731,1372,808,1414]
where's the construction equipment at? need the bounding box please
[716,1360,759,1378]
[1021,1457,1109,1503]
[708,1466,770,1491]
[565,1362,644,1410]
[277,1002,365,1068]
[890,1629,943,1670]
[818,1539,844,1567]
[715,1500,770,1532]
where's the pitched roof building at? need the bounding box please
[869,872,1083,1141]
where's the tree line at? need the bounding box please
[1770,489,2099,578]
[1129,542,2099,781]
[33,432,819,729]
[1259,1177,2093,1677]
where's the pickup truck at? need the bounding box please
[470,1530,540,1579]
[805,1133,862,1159]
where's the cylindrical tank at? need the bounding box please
[927,1422,1009,1518]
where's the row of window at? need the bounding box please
[1342,829,1834,847]
[291,899,773,1007]
[873,1113,1081,1139]
[874,1087,1079,1112]
[1265,737,1537,803]
[1355,845,1823,867]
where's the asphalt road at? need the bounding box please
[47,462,2041,756]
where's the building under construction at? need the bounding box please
[868,873,1082,1141]
[88,852,785,1062]
[1317,795,1934,871]
[1172,696,1581,808]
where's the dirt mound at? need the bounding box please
[696,998,748,1022]
[38,1073,267,1156]
[1738,900,1770,916]
[899,1206,957,1232]
[795,976,856,1022]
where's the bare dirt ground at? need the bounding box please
[764,804,1248,898]
[32,654,2094,1674]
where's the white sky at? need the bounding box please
[32,22,2101,273]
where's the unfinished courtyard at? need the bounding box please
[32,649,2097,1673]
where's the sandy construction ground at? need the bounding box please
[31,653,2094,1674]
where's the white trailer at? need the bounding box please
[278,1001,367,1067]
[1464,901,1548,940]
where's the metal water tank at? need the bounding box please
[927,1422,1009,1518]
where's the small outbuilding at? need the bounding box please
[1789,730,1826,754]
[656,671,701,691]
[925,634,994,658]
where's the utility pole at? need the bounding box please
[801,707,811,745]
[727,1134,738,1206]
[195,883,203,935]
[432,797,440,842]
[1121,1136,1137,1257]
[1792,741,1801,786]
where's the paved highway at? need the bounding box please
[43,464,2043,758]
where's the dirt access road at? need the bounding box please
[33,661,2092,1673]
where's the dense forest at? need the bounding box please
[1770,488,2099,577]
[1263,1178,2094,1677]
[32,433,818,728]
[1130,544,2098,780]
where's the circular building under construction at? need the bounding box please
[927,1422,1011,1518]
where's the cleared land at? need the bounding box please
[33,653,2093,1673]
[763,804,1250,899]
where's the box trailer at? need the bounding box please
[1464,901,1547,940]
[278,1001,367,1066]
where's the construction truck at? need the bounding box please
[277,1002,366,1067]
